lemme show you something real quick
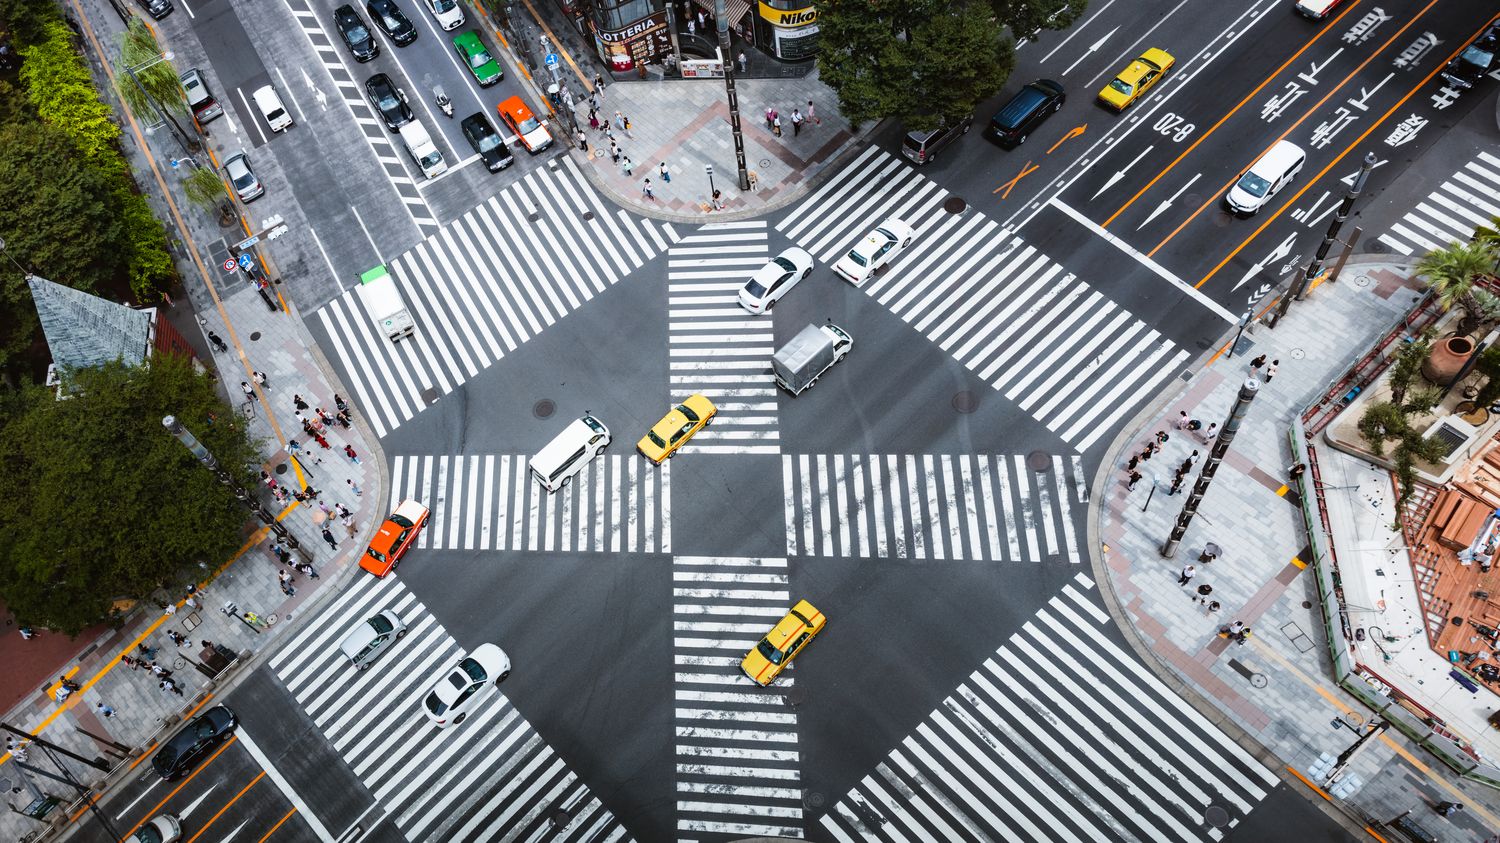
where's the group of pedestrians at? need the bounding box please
[763,101,819,138]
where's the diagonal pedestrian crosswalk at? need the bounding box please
[673,556,805,839]
[781,454,1079,562]
[391,453,670,554]
[268,575,631,842]
[315,157,679,439]
[1376,150,1500,256]
[775,147,1188,452]
[819,573,1280,843]
[667,222,780,454]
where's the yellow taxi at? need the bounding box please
[636,394,716,464]
[741,599,826,686]
[1097,48,1175,112]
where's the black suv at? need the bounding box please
[136,0,172,19]
[366,0,417,46]
[1441,16,1499,90]
[985,79,1065,148]
[365,73,413,132]
[334,4,380,62]
[151,705,237,781]
[461,112,514,171]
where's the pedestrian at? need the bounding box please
[1127,470,1142,490]
[772,115,782,137]
[335,410,351,428]
[167,630,187,647]
[344,444,361,464]
[592,71,605,93]
[137,643,158,660]
[1205,599,1221,615]
[609,141,621,163]
[200,640,215,650]
[120,655,139,670]
[314,432,331,450]
[748,170,759,191]
[614,110,625,131]
[623,155,635,176]
[18,626,35,640]
[764,106,774,130]
[1196,583,1214,600]
[1223,620,1244,638]
[1139,443,1153,462]
[253,371,269,390]
[96,702,115,718]
[322,527,339,550]
[163,602,178,617]
[1126,454,1139,471]
[576,130,588,152]
[243,611,267,629]
[7,736,29,762]
[588,110,600,131]
[643,178,654,200]
[791,108,803,136]
[309,415,326,434]
[686,16,695,34]
[1186,450,1200,468]
[622,114,632,135]
[807,99,819,125]
[696,9,706,29]
[296,561,320,579]
[207,331,229,353]
[737,51,748,73]
[272,487,289,505]
[279,579,295,597]
[278,569,294,586]
[1176,411,1190,430]
[294,394,309,411]
[1186,418,1202,432]
[317,407,335,427]
[159,679,183,697]
[345,518,357,539]
[1178,564,1196,585]
[1264,360,1279,383]
[659,161,670,183]
[1434,801,1464,817]
[288,439,303,455]
[318,500,333,517]
[711,189,724,211]
[240,381,255,399]
[335,502,352,519]
[303,485,320,499]
[1198,547,1218,564]
[1249,354,1266,375]
[335,394,350,416]
[1202,422,1218,442]
[1169,474,1184,495]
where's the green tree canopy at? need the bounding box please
[0,356,261,634]
[817,0,1018,130]
[1417,239,1500,337]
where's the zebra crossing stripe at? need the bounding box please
[1378,151,1500,254]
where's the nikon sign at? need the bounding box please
[758,2,816,26]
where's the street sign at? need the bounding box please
[235,234,261,251]
[238,254,254,270]
[705,164,713,174]
[222,258,237,272]
[545,52,559,67]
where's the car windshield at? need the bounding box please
[348,23,370,41]
[844,248,868,267]
[370,615,393,634]
[772,256,796,272]
[134,826,164,843]
[677,404,699,422]
[469,49,493,68]
[477,134,501,152]
[433,0,455,9]
[646,431,666,448]
[743,279,767,297]
[516,116,542,134]
[376,92,400,110]
[366,547,386,563]
[756,639,784,664]
[459,656,488,682]
[421,151,442,168]
[379,12,403,28]
[154,746,179,769]
[424,692,448,716]
[1460,45,1495,67]
[1108,79,1134,95]
[1236,172,1271,198]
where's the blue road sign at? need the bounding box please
[238,253,255,270]
[545,52,559,67]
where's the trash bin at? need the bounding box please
[199,645,231,677]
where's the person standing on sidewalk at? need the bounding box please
[772,114,783,137]
[576,130,588,153]
[807,99,819,125]
[1178,564,1196,585]
[344,444,361,464]
[322,527,339,550]
[791,108,803,136]
[240,381,255,400]
[253,371,270,390]
[96,702,116,718]
[1434,801,1464,817]
[293,394,310,412]
[207,331,229,353]
[737,51,748,73]
[621,155,634,176]
[659,161,670,183]
[642,178,654,200]
[1249,354,1266,376]
[348,479,363,496]
[1264,360,1279,383]
[1127,470,1142,490]
[609,141,621,163]
[764,106,774,130]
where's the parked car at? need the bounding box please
[423,644,510,726]
[135,0,173,20]
[366,0,417,45]
[833,218,914,286]
[365,73,413,132]
[461,112,514,171]
[422,0,464,30]
[222,152,264,203]
[150,706,236,781]
[361,499,429,576]
[738,246,813,314]
[179,68,223,124]
[334,4,380,62]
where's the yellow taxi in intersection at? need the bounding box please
[1097,48,1175,112]
[741,600,826,686]
[636,393,716,464]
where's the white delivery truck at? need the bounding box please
[773,323,852,396]
[358,265,414,342]
[399,120,448,178]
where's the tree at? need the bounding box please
[1475,345,1500,409]
[817,0,1015,130]
[1387,327,1434,407]
[0,356,261,634]
[182,164,233,225]
[987,0,1089,39]
[1417,239,1500,337]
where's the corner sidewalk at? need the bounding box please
[1094,259,1500,839]
[0,0,384,838]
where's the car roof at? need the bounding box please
[994,80,1060,125]
[454,30,481,47]
[499,96,531,117]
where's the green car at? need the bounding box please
[453,31,501,87]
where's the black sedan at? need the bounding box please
[366,74,413,132]
[150,705,236,781]
[334,4,380,62]
[366,0,417,45]
[1440,15,1499,90]
[135,0,172,18]
[461,112,514,171]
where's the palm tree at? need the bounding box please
[1416,239,1500,336]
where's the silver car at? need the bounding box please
[339,611,407,669]
[222,152,264,203]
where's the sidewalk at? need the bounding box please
[1095,260,1500,839]
[0,1,383,838]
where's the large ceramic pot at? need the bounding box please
[1424,335,1476,384]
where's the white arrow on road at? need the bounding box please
[1139,172,1201,229]
[1092,144,1153,200]
[1233,232,1298,291]
[1063,26,1120,75]
[301,68,327,111]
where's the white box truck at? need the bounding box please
[399,120,448,178]
[773,323,852,396]
[358,265,414,342]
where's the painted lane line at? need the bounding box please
[1039,0,1121,63]
[1138,172,1200,230]
[237,729,337,842]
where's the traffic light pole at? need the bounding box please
[1161,379,1261,557]
[713,0,749,190]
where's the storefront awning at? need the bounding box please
[689,0,753,28]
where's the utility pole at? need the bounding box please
[1,723,121,841]
[1276,151,1377,322]
[162,415,302,552]
[1162,379,1261,557]
[713,0,749,190]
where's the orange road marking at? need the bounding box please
[994,163,1040,199]
[121,736,239,840]
[1102,0,1369,229]
[1153,0,1440,259]
[187,771,265,843]
[1048,124,1087,154]
[256,807,301,842]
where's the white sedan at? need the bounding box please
[422,643,510,727]
[738,246,814,314]
[423,0,464,30]
[833,218,914,286]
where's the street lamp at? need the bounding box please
[124,50,196,157]
[0,236,31,279]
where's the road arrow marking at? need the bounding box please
[1233,232,1298,291]
[1139,172,1200,229]
[1063,25,1119,75]
[1092,144,1153,200]
[301,68,327,111]
[1048,124,1087,154]
[1248,282,1274,306]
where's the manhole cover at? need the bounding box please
[759,158,772,168]
[249,331,261,342]
[275,463,289,475]
[952,391,979,413]
[550,810,572,829]
[804,791,825,810]
[943,196,967,214]
[533,399,556,418]
[1250,673,1268,688]
[1353,274,1371,288]
[1288,348,1306,361]
[1366,239,1387,253]
[581,210,595,222]
[1203,806,1230,828]
[1027,450,1052,472]
[786,685,806,707]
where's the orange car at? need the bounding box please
[360,499,429,577]
[496,95,553,153]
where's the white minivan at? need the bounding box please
[1224,140,1306,216]
[530,415,611,492]
[252,85,293,133]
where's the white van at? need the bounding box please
[530,415,611,492]
[252,85,293,133]
[399,120,448,178]
[1224,140,1306,216]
